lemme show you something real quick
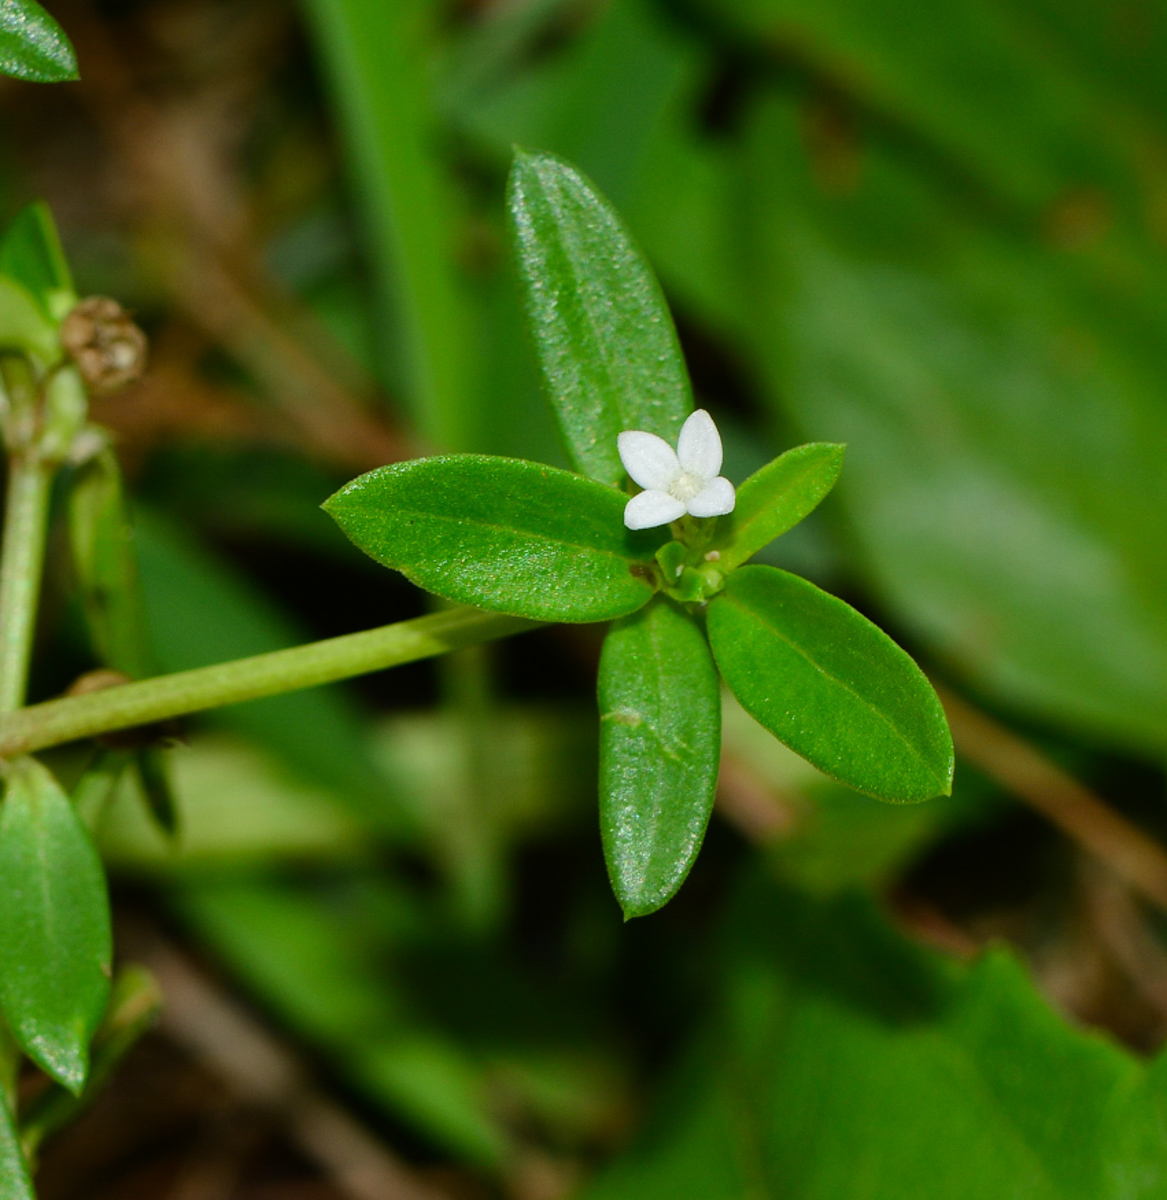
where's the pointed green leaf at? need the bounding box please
[0,274,58,362]
[599,600,720,917]
[0,1,77,83]
[507,149,692,486]
[707,566,952,803]
[69,446,155,681]
[0,1091,33,1200]
[713,443,845,571]
[0,758,112,1093]
[324,455,661,622]
[0,201,76,320]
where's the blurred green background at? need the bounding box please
[9,0,1167,1195]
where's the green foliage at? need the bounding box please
[585,880,1167,1200]
[0,759,111,1094]
[324,455,663,622]
[0,202,75,320]
[320,148,951,914]
[0,1,77,85]
[712,443,845,572]
[69,447,154,682]
[0,1092,34,1200]
[508,150,692,485]
[708,567,953,802]
[599,600,720,918]
[300,0,472,447]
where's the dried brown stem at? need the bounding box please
[937,685,1167,911]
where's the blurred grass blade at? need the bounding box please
[599,600,720,917]
[714,443,845,571]
[707,566,953,803]
[0,201,76,320]
[0,1,78,84]
[508,149,692,486]
[135,748,178,838]
[69,446,155,682]
[300,0,473,448]
[325,455,662,622]
[0,758,112,1093]
[0,1090,33,1200]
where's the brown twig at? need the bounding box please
[937,684,1167,912]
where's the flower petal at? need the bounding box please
[624,489,687,530]
[686,476,736,518]
[618,431,680,492]
[676,409,722,481]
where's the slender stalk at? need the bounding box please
[0,456,53,713]
[0,607,539,759]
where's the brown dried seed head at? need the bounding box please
[61,296,148,394]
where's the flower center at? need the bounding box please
[670,471,706,502]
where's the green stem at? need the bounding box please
[0,456,53,714]
[0,607,539,759]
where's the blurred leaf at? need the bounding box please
[0,1,77,84]
[585,881,1167,1200]
[133,513,405,833]
[708,567,953,802]
[368,704,595,916]
[713,442,845,571]
[686,0,1152,213]
[0,201,75,320]
[738,94,1167,752]
[69,446,155,682]
[598,600,720,917]
[97,737,362,871]
[721,691,994,894]
[0,758,111,1094]
[508,149,692,485]
[0,274,58,362]
[133,749,177,839]
[324,456,662,622]
[301,0,473,447]
[0,1092,33,1200]
[179,877,511,1167]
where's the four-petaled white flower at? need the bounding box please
[617,409,736,530]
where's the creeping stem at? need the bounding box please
[0,606,540,759]
[0,456,53,713]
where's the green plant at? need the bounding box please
[0,109,951,1191]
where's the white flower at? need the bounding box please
[617,409,736,530]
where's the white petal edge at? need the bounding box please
[624,489,687,530]
[686,476,736,518]
[617,431,680,492]
[676,409,722,480]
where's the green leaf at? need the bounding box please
[507,149,692,486]
[706,566,952,803]
[0,758,112,1093]
[0,1,77,83]
[713,443,845,571]
[69,446,155,681]
[134,748,178,838]
[598,600,720,918]
[0,201,75,320]
[0,273,58,362]
[299,0,473,448]
[0,1091,33,1200]
[585,880,1167,1200]
[324,455,661,622]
